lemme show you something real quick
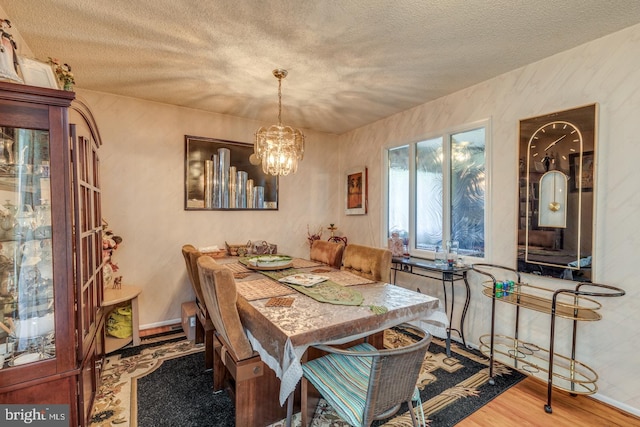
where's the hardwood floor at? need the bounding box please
[459,377,640,426]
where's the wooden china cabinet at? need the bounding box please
[0,81,105,427]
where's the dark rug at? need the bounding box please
[134,329,525,427]
[137,352,232,427]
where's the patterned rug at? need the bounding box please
[89,329,524,426]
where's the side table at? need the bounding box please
[392,257,470,355]
[103,285,142,353]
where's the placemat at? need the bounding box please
[223,262,252,274]
[292,258,325,268]
[236,278,296,301]
[214,257,238,265]
[318,270,376,286]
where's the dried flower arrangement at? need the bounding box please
[48,57,75,90]
[102,219,123,288]
[306,224,323,247]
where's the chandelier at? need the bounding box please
[252,69,305,176]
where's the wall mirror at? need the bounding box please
[184,135,278,210]
[517,104,597,281]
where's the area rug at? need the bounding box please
[89,329,525,426]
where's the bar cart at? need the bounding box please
[471,263,624,413]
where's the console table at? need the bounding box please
[392,257,470,354]
[103,285,142,353]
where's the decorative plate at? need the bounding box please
[9,352,42,366]
[245,255,293,270]
[279,274,328,287]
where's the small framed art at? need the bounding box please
[18,56,59,89]
[569,151,594,192]
[345,166,367,215]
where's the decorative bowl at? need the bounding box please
[245,255,293,270]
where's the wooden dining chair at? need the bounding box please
[291,323,431,427]
[310,240,345,269]
[181,244,215,370]
[197,256,289,427]
[341,244,392,282]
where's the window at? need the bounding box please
[386,120,488,259]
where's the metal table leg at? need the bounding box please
[442,271,469,349]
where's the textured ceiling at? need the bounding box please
[2,1,640,134]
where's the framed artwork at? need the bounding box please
[569,151,594,192]
[17,56,59,89]
[345,166,367,215]
[184,135,278,210]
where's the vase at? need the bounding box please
[63,82,73,91]
[388,232,404,257]
[103,263,114,287]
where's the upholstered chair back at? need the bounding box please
[310,240,345,269]
[197,256,254,361]
[341,244,392,282]
[181,244,206,305]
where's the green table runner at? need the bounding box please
[259,269,387,313]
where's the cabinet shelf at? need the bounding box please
[103,285,142,353]
[105,335,132,354]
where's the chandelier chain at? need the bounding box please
[278,76,282,125]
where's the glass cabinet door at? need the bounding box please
[0,125,54,368]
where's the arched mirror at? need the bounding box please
[517,104,597,281]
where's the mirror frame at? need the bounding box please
[517,104,597,281]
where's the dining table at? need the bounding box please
[215,255,447,426]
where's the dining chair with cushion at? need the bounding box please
[181,244,215,370]
[292,323,431,427]
[310,240,345,269]
[197,256,289,427]
[341,243,392,282]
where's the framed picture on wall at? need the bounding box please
[345,166,367,215]
[184,135,278,210]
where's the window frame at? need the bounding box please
[382,118,492,263]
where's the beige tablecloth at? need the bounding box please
[238,282,446,405]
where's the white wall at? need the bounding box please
[338,24,640,413]
[74,90,341,329]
